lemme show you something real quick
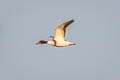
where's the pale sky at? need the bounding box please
[0,0,120,80]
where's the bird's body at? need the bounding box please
[36,19,76,47]
[47,40,75,47]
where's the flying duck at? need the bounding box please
[36,19,76,47]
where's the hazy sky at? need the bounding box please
[0,0,120,80]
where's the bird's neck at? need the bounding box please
[40,40,48,44]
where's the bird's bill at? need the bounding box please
[36,42,40,45]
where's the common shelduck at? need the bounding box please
[36,19,76,47]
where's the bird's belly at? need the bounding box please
[55,42,69,47]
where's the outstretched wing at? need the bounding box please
[54,19,74,41]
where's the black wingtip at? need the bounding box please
[71,19,75,22]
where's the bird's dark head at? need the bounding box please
[36,40,47,45]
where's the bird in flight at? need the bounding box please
[36,19,76,47]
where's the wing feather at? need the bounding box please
[54,19,74,41]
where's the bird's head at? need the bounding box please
[36,40,47,45]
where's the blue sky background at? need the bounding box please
[0,0,120,80]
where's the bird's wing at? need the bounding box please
[54,19,74,41]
